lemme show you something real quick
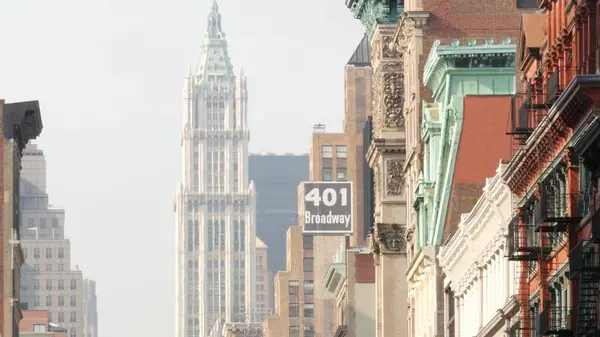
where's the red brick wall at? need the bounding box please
[442,96,513,242]
[354,253,375,283]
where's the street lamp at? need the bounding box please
[27,227,39,240]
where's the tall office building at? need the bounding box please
[174,2,257,337]
[248,153,309,274]
[19,144,98,337]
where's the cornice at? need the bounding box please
[346,0,402,38]
[422,39,517,92]
[439,163,512,275]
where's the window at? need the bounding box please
[34,279,40,290]
[33,324,46,332]
[321,145,333,158]
[336,168,347,181]
[303,258,313,272]
[58,279,64,290]
[289,280,299,295]
[58,296,65,306]
[516,0,537,8]
[445,287,455,337]
[34,296,40,306]
[46,296,52,306]
[303,303,314,317]
[70,295,77,306]
[40,218,47,228]
[58,264,64,272]
[303,235,313,250]
[52,218,59,228]
[70,311,76,322]
[46,264,52,272]
[336,145,347,158]
[46,247,52,258]
[289,303,299,317]
[70,279,77,290]
[34,248,40,259]
[303,280,314,295]
[322,168,333,181]
[289,327,300,337]
[58,248,65,259]
[23,248,28,258]
[57,312,64,323]
[304,326,315,337]
[46,279,52,290]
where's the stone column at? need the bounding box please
[366,23,408,337]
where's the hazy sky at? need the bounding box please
[0,0,363,336]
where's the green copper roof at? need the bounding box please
[346,0,404,38]
[423,39,516,95]
[197,0,235,81]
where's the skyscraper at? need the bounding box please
[174,2,256,337]
[19,144,98,337]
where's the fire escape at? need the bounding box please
[507,199,550,337]
[569,134,600,337]
[535,166,580,337]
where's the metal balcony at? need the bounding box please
[569,241,600,279]
[534,188,582,231]
[537,306,572,336]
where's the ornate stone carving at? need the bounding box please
[383,71,404,129]
[382,35,400,59]
[378,224,407,252]
[386,159,404,195]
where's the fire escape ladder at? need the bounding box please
[569,241,600,337]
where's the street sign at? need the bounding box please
[302,181,353,234]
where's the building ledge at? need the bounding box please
[334,325,348,337]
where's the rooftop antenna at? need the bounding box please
[313,123,326,133]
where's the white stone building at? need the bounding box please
[174,2,257,337]
[438,163,519,337]
[19,144,97,337]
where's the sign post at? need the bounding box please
[302,181,353,234]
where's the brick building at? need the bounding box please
[503,0,600,336]
[20,310,67,337]
[0,100,43,337]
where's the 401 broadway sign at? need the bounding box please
[302,181,353,234]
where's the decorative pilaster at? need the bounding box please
[371,25,405,140]
[366,26,409,337]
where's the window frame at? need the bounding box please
[321,145,333,159]
[336,145,347,158]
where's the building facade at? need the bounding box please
[0,100,43,337]
[502,0,600,336]
[174,2,257,337]
[438,164,518,337]
[263,225,315,337]
[19,144,96,337]
[255,238,272,314]
[322,236,375,337]
[248,153,309,275]
[82,279,98,337]
[345,2,536,337]
[20,310,68,337]
[407,40,517,337]
[303,35,372,337]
